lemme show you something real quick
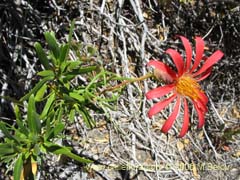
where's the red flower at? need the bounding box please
[146,36,224,137]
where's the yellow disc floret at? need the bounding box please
[175,74,202,100]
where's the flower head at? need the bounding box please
[146,36,224,137]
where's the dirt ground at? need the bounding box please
[0,0,239,179]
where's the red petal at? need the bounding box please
[179,36,192,71]
[190,37,205,73]
[193,101,206,128]
[146,84,175,100]
[148,94,177,118]
[147,60,177,81]
[195,98,208,113]
[161,96,181,133]
[165,49,184,76]
[196,67,212,81]
[193,50,224,77]
[198,91,208,105]
[179,98,189,138]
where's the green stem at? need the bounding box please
[100,73,154,94]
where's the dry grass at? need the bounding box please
[0,0,239,179]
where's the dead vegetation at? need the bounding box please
[0,0,239,179]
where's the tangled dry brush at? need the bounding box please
[0,0,239,179]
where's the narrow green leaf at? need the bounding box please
[14,104,22,122]
[44,142,92,163]
[35,83,47,102]
[0,154,17,164]
[66,61,81,71]
[49,52,57,66]
[62,74,76,82]
[34,42,51,70]
[0,122,19,143]
[68,20,75,44]
[62,149,92,164]
[13,154,23,180]
[59,44,69,64]
[69,92,85,103]
[45,123,64,140]
[62,93,75,102]
[14,105,29,135]
[16,132,28,143]
[33,144,40,156]
[62,66,97,81]
[28,132,39,144]
[75,106,95,128]
[69,108,75,123]
[0,143,16,155]
[20,76,54,102]
[44,32,60,59]
[45,111,52,133]
[60,61,69,74]
[40,93,55,119]
[72,66,97,74]
[27,95,41,134]
[40,144,47,154]
[56,103,63,123]
[37,70,55,77]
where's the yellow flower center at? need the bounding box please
[175,74,202,100]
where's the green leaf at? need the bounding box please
[73,66,97,74]
[33,144,40,156]
[69,92,85,103]
[44,32,60,60]
[59,44,69,64]
[13,154,23,180]
[28,132,39,144]
[16,132,28,143]
[20,76,54,102]
[40,144,47,154]
[62,66,97,82]
[66,61,81,71]
[14,104,22,122]
[34,42,51,70]
[0,122,19,143]
[27,95,41,134]
[75,106,96,128]
[0,153,17,164]
[56,103,63,123]
[60,61,68,73]
[69,108,75,123]
[45,123,65,140]
[40,93,55,119]
[49,52,57,66]
[68,20,75,44]
[35,83,47,102]
[44,142,92,163]
[0,143,16,156]
[14,105,29,135]
[62,74,76,82]
[37,70,55,77]
[62,93,75,102]
[45,110,53,133]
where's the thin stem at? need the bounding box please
[100,73,153,94]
